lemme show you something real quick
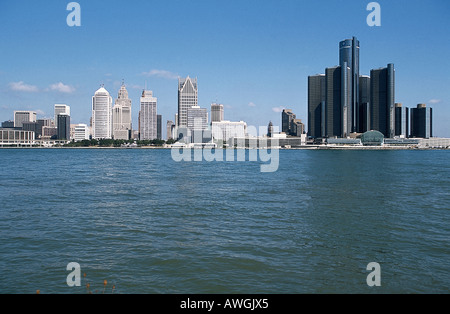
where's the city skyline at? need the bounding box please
[0,1,449,137]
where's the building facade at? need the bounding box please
[112,83,132,140]
[395,103,409,138]
[139,90,158,141]
[73,124,90,142]
[178,76,198,128]
[410,104,432,139]
[339,37,360,133]
[211,121,247,143]
[92,87,113,139]
[14,111,37,128]
[211,103,224,123]
[57,114,71,141]
[308,74,326,138]
[370,64,395,138]
[54,104,70,128]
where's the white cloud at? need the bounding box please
[272,106,285,113]
[248,102,257,107]
[9,81,39,92]
[49,82,75,93]
[142,69,179,80]
[36,110,46,116]
[428,99,441,104]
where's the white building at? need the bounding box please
[187,106,208,131]
[92,87,113,139]
[139,90,157,140]
[73,124,90,142]
[212,121,247,142]
[178,76,198,127]
[112,83,132,140]
[54,104,70,128]
[211,103,224,122]
[14,111,37,128]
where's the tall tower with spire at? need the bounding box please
[178,76,198,128]
[112,81,132,140]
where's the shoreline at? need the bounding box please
[0,146,448,151]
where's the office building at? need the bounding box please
[339,37,360,133]
[54,104,70,128]
[395,103,409,138]
[187,106,208,143]
[112,83,132,140]
[211,121,247,143]
[410,104,432,139]
[167,120,175,140]
[92,87,113,139]
[282,109,296,134]
[139,90,157,140]
[370,64,395,138]
[325,64,352,138]
[73,124,90,142]
[1,120,15,128]
[157,115,162,140]
[359,75,371,133]
[178,76,198,127]
[211,103,224,123]
[308,74,326,138]
[14,111,37,128]
[0,129,35,146]
[291,119,305,137]
[57,114,71,141]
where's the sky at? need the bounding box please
[0,0,449,137]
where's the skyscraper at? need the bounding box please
[308,74,326,138]
[92,87,113,139]
[14,111,37,128]
[211,103,224,123]
[166,120,175,140]
[139,90,157,141]
[395,103,409,138]
[410,104,432,139]
[339,37,360,133]
[282,109,296,134]
[56,114,70,141]
[112,83,132,140]
[178,76,198,127]
[325,64,352,138]
[157,115,162,140]
[359,75,371,133]
[54,104,70,128]
[370,64,395,138]
[187,106,208,143]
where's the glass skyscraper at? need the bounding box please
[308,74,326,138]
[410,104,432,139]
[339,37,360,133]
[370,64,395,138]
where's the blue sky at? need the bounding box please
[0,0,449,137]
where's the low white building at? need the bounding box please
[73,124,90,142]
[211,121,247,143]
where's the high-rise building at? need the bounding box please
[112,83,132,140]
[56,114,71,141]
[340,37,360,133]
[395,103,409,138]
[54,104,70,128]
[187,106,208,143]
[166,120,175,140]
[308,74,326,138]
[139,90,157,140]
[157,115,162,140]
[291,119,305,137]
[1,120,15,128]
[282,109,296,134]
[359,75,371,133]
[325,64,352,138]
[178,76,198,127]
[370,64,395,138]
[14,111,37,128]
[211,103,224,123]
[92,87,113,139]
[410,104,432,139]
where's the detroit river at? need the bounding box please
[0,148,448,293]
